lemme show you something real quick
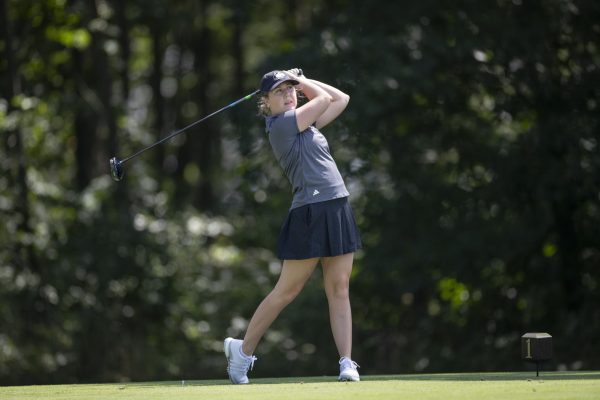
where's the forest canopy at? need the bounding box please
[1,0,599,384]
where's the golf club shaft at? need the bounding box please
[120,89,260,164]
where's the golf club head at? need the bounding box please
[109,157,124,181]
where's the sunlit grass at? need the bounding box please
[2,371,599,400]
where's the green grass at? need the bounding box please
[2,371,599,400]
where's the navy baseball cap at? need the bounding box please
[260,70,299,93]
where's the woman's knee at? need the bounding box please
[322,254,353,300]
[325,278,350,300]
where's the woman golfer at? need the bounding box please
[224,69,361,383]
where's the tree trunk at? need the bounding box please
[183,0,216,210]
[90,1,117,169]
[232,4,250,156]
[72,1,117,188]
[0,0,37,272]
[114,0,132,207]
[115,0,130,105]
[150,23,166,172]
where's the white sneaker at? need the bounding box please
[338,357,360,381]
[224,337,257,384]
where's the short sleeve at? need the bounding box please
[268,110,299,160]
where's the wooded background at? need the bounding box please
[1,0,599,385]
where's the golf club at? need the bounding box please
[109,89,260,181]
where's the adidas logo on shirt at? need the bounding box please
[313,189,320,196]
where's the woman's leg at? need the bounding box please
[322,253,354,358]
[242,258,319,356]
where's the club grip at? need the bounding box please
[288,68,304,77]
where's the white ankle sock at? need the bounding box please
[239,345,251,359]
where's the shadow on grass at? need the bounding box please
[121,371,600,388]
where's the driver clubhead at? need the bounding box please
[109,157,124,181]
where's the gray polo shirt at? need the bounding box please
[267,110,349,209]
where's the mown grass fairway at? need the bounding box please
[2,371,599,400]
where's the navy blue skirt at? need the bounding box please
[277,197,362,260]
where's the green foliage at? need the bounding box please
[1,0,599,385]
